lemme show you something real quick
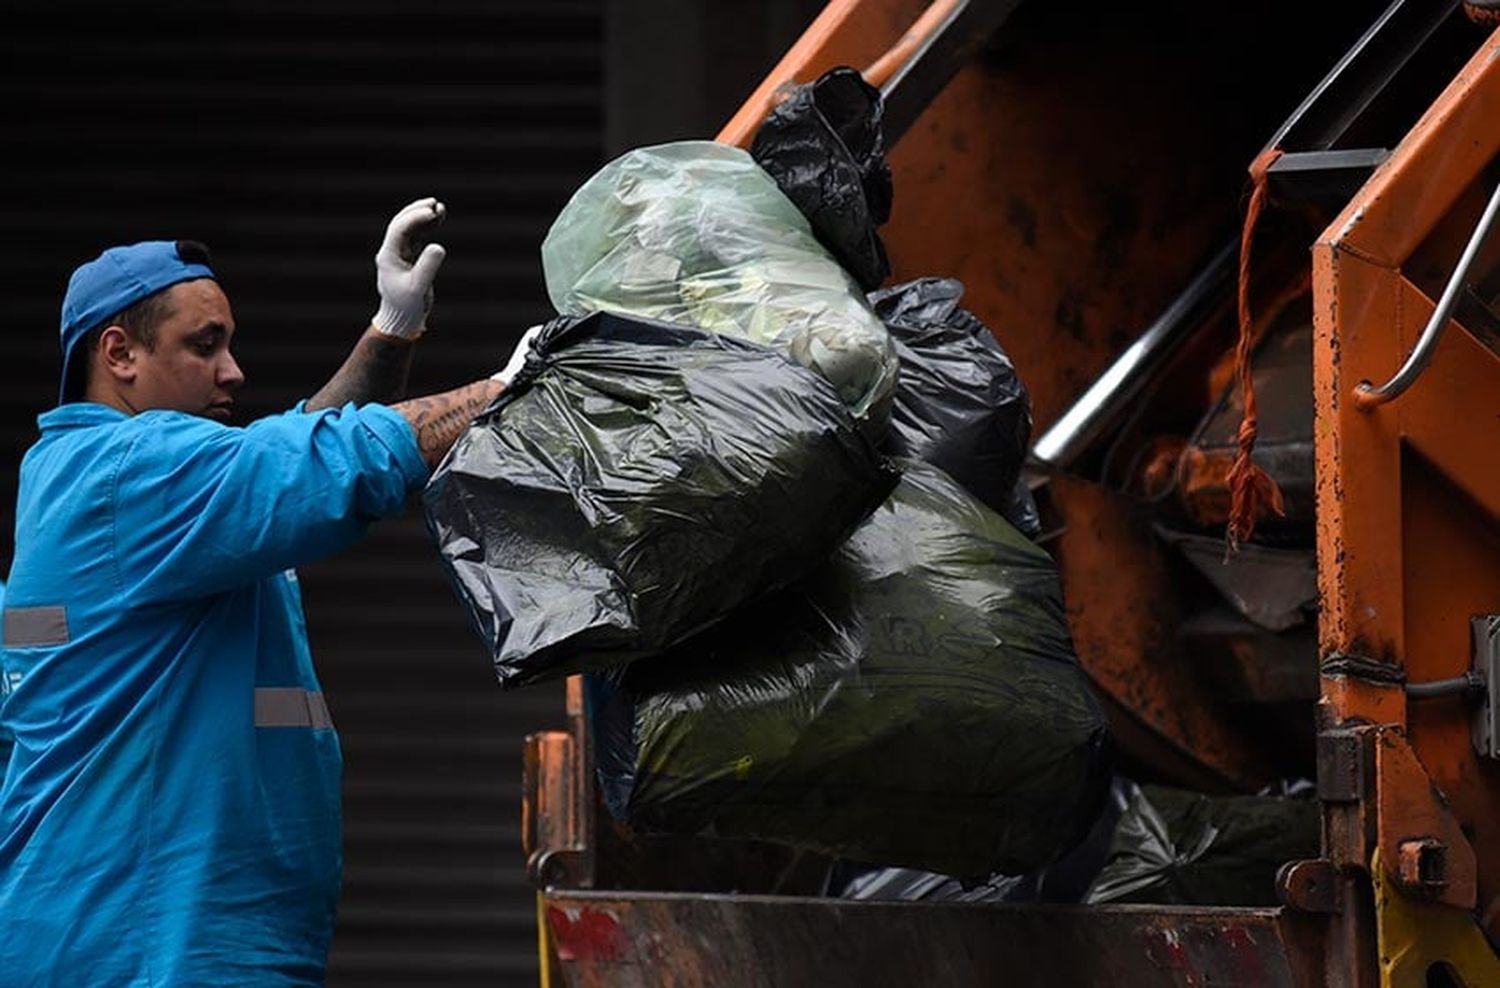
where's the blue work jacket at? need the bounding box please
[0,401,427,987]
[0,580,8,778]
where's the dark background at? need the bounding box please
[0,2,817,985]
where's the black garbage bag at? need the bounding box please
[1085,782,1320,906]
[1003,478,1043,540]
[589,459,1111,878]
[424,311,897,689]
[751,67,893,291]
[832,775,1126,903]
[869,278,1034,521]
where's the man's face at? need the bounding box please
[131,279,245,421]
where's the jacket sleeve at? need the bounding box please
[112,403,428,602]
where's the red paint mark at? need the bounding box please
[546,906,635,963]
[1222,926,1266,982]
[1142,929,1197,987]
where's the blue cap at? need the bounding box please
[58,240,216,403]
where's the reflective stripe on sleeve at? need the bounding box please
[253,687,334,729]
[4,607,70,647]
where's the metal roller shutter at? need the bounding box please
[0,4,601,985]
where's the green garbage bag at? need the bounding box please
[541,141,899,422]
[588,460,1112,878]
[1085,783,1320,906]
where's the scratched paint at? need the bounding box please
[1223,925,1267,983]
[547,905,636,963]
[1143,927,1200,987]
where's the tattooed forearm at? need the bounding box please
[305,328,417,411]
[394,378,505,467]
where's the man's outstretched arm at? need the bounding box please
[308,197,446,411]
[305,330,415,411]
[391,323,542,467]
[393,378,505,467]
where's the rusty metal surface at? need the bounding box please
[881,44,1230,435]
[523,678,598,891]
[1374,728,1479,910]
[1279,859,1343,914]
[1049,475,1275,790]
[543,891,1326,988]
[1313,21,1500,964]
[1179,610,1319,705]
[874,0,1026,145]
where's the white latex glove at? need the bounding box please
[372,197,447,340]
[492,324,545,386]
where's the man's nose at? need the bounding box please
[219,350,246,391]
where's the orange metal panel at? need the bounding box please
[1392,278,1500,523]
[715,0,929,148]
[1312,247,1408,663]
[1320,676,1407,728]
[1375,728,1478,911]
[1049,475,1274,790]
[1332,33,1500,266]
[1315,20,1500,947]
[880,58,1227,432]
[1400,450,1500,923]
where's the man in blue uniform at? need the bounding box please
[0,199,535,986]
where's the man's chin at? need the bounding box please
[205,404,234,422]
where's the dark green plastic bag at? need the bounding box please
[1085,783,1320,906]
[590,460,1111,878]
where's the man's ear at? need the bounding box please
[98,325,138,385]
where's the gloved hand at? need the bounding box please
[492,324,545,387]
[372,197,447,340]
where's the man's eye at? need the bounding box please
[193,340,217,356]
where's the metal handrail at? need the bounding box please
[1029,242,1236,469]
[1355,178,1500,407]
[863,0,967,90]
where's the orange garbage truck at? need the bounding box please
[522,1,1500,983]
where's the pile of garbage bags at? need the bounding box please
[424,68,1108,877]
[588,460,1109,878]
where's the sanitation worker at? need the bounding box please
[0,199,534,986]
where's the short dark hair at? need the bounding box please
[67,240,213,400]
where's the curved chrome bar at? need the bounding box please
[1355,179,1500,407]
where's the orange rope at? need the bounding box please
[1225,148,1287,554]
